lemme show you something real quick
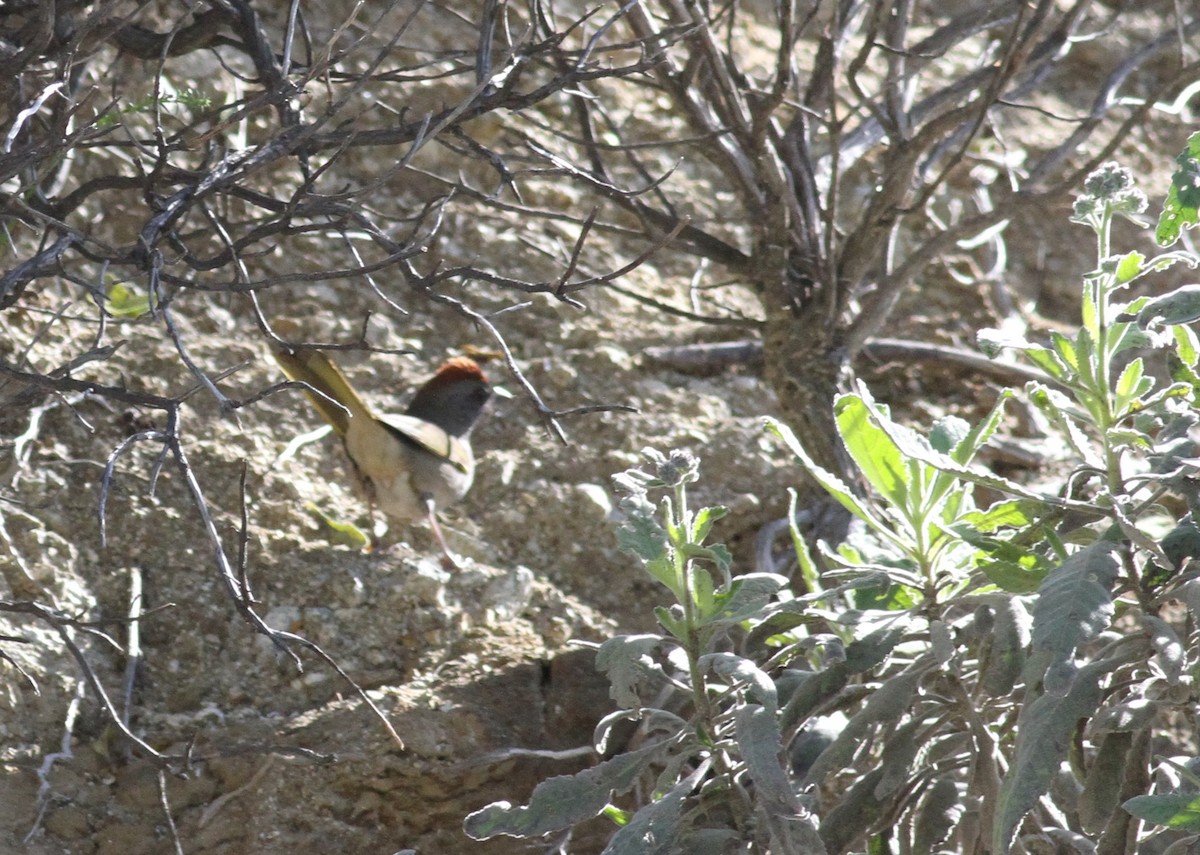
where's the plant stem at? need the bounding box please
[1092,204,1124,494]
[673,481,715,726]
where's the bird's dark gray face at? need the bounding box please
[407,377,492,436]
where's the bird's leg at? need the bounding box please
[347,451,387,551]
[422,494,461,569]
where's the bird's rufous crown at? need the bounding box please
[429,356,489,387]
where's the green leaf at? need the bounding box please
[1075,326,1099,390]
[766,419,893,535]
[1174,324,1200,368]
[1162,517,1200,568]
[1129,285,1200,328]
[929,416,970,455]
[644,553,683,601]
[834,393,910,510]
[602,805,632,827]
[464,742,668,839]
[980,595,1032,697]
[92,281,154,319]
[875,718,924,798]
[980,557,1047,594]
[787,489,821,596]
[1109,317,1155,358]
[681,542,732,576]
[1025,345,1070,380]
[846,386,1045,502]
[1027,384,1104,469]
[616,496,669,564]
[690,562,716,617]
[853,581,917,611]
[1082,283,1098,338]
[303,502,370,549]
[1123,793,1200,831]
[843,622,910,672]
[819,768,887,854]
[959,498,1038,532]
[1106,427,1152,450]
[1079,730,1132,834]
[1114,357,1147,413]
[1156,130,1200,246]
[690,505,728,544]
[946,390,1013,467]
[655,606,687,641]
[1114,250,1145,284]
[801,667,925,787]
[1051,331,1079,371]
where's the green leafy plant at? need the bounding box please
[94,86,213,128]
[466,449,805,852]
[466,156,1200,854]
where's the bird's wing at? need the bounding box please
[376,413,472,474]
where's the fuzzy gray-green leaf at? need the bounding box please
[981,596,1032,697]
[735,704,796,815]
[1079,730,1131,834]
[802,666,925,787]
[1026,541,1119,683]
[819,768,886,854]
[992,660,1108,853]
[875,718,924,798]
[464,742,667,839]
[596,635,661,708]
[603,763,707,855]
[701,652,778,713]
[706,573,787,627]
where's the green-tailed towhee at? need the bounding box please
[274,343,492,564]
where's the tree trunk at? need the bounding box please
[760,273,855,472]
[760,271,858,545]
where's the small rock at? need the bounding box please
[575,483,613,518]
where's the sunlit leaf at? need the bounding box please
[1124,793,1200,831]
[1114,250,1145,284]
[304,502,369,549]
[767,419,895,537]
[834,393,910,510]
[92,281,154,319]
[1174,324,1200,368]
[1156,130,1200,246]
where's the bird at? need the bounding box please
[273,342,493,565]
